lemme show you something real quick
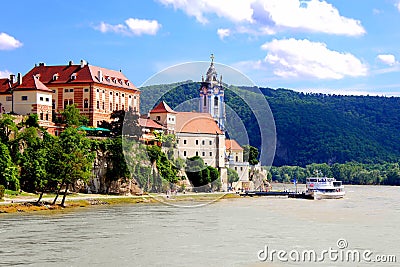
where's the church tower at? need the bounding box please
[199,54,226,131]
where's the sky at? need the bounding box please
[2,0,400,96]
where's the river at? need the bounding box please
[1,185,399,266]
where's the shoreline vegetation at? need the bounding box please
[0,192,241,214]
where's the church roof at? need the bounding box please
[175,112,222,134]
[150,101,177,114]
[225,139,243,151]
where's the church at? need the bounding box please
[146,55,250,191]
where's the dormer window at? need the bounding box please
[119,79,123,85]
[125,80,130,86]
[71,73,77,80]
[53,74,59,81]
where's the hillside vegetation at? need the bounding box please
[140,82,400,166]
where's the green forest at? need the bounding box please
[140,82,400,167]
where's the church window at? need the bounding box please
[214,96,218,106]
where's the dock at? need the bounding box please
[239,191,314,199]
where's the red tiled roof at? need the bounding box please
[0,78,12,94]
[175,112,222,134]
[22,63,138,91]
[225,139,243,151]
[150,101,177,114]
[139,118,164,129]
[14,76,52,92]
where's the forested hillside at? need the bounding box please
[140,82,400,166]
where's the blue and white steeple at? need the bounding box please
[199,54,226,131]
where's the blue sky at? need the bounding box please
[2,0,400,96]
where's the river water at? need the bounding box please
[1,185,399,267]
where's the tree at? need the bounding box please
[146,145,179,184]
[104,137,131,193]
[62,104,89,126]
[0,114,17,144]
[25,114,40,128]
[227,168,239,186]
[185,156,219,190]
[243,145,259,165]
[0,141,19,191]
[51,127,94,206]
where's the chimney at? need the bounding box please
[80,59,86,68]
[9,74,15,84]
[17,73,22,85]
[98,70,103,82]
[38,62,45,66]
[69,60,73,66]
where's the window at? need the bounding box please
[214,96,218,106]
[102,102,105,110]
[116,93,119,96]
[40,113,43,120]
[240,167,243,171]
[183,151,187,157]
[183,140,187,144]
[196,151,199,156]
[122,105,125,110]
[110,92,113,95]
[97,89,100,93]
[45,113,49,121]
[156,116,160,121]
[116,104,118,110]
[84,88,89,92]
[64,89,68,93]
[97,101,100,109]
[52,100,56,109]
[196,140,199,145]
[6,96,12,101]
[69,89,74,92]
[122,94,124,97]
[236,156,239,162]
[71,74,76,80]
[45,98,49,102]
[52,90,56,93]
[21,96,28,101]
[202,152,205,157]
[202,140,205,145]
[102,90,105,94]
[177,139,179,144]
[204,95,207,106]
[40,97,44,101]
[209,140,212,145]
[53,74,58,81]
[64,100,68,108]
[109,103,113,110]
[209,152,212,156]
[84,99,89,109]
[129,95,132,99]
[134,96,137,99]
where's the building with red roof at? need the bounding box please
[22,60,140,127]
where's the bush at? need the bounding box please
[0,185,4,199]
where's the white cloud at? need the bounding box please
[256,0,365,36]
[217,28,230,40]
[158,0,365,36]
[260,38,368,79]
[96,18,161,36]
[397,1,400,12]
[0,70,12,78]
[377,54,397,66]
[158,0,254,24]
[0,33,23,50]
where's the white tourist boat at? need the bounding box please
[305,177,345,199]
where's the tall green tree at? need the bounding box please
[0,141,19,190]
[51,127,94,206]
[0,114,17,144]
[62,104,89,126]
[243,145,259,165]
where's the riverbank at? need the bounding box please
[0,192,241,214]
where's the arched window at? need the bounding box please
[84,99,89,109]
[214,96,218,106]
